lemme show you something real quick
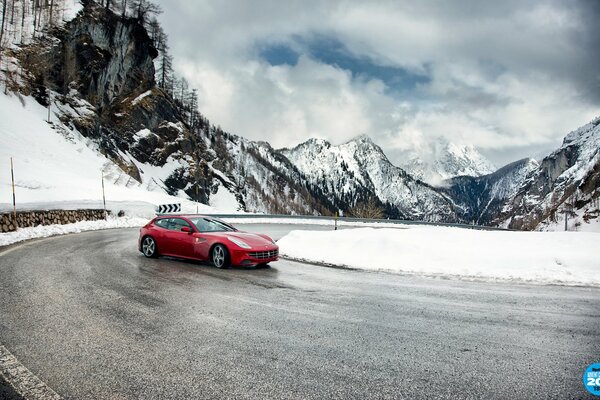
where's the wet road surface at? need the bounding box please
[0,226,598,399]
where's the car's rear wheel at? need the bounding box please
[212,244,230,269]
[142,236,158,258]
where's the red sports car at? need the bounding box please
[138,215,278,268]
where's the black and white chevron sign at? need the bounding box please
[156,203,181,214]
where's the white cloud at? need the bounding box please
[182,56,397,148]
[160,0,600,166]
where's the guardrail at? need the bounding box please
[205,213,511,232]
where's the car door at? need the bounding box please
[191,218,211,260]
[152,217,172,254]
[164,218,196,258]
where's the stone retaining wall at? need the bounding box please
[0,209,109,233]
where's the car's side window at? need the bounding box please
[170,218,192,231]
[155,218,169,229]
[195,218,210,232]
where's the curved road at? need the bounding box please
[0,226,598,399]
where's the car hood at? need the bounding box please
[225,232,275,247]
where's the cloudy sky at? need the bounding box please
[159,0,600,166]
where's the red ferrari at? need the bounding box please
[138,215,278,268]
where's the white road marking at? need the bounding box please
[0,346,62,400]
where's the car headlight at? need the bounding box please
[228,237,251,249]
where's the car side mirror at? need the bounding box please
[181,226,192,233]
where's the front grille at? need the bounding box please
[248,249,278,259]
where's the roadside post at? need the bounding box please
[101,171,107,220]
[334,212,338,230]
[10,157,17,226]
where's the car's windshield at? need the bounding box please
[190,217,236,232]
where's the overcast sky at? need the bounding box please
[159,0,600,166]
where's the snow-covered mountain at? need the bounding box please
[442,158,539,225]
[281,135,458,221]
[440,116,600,231]
[401,139,496,185]
[1,1,598,231]
[497,117,600,231]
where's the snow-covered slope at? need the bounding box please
[401,139,496,185]
[0,90,215,217]
[282,136,458,221]
[205,133,335,215]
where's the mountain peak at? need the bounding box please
[401,139,496,185]
[562,116,600,147]
[347,134,374,145]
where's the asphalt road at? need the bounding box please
[0,225,598,399]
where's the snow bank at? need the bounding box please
[278,227,600,286]
[0,217,147,247]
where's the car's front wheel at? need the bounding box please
[142,236,158,258]
[212,244,231,269]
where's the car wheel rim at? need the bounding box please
[143,238,155,256]
[213,246,225,267]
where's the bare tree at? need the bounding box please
[0,0,7,48]
[128,0,160,24]
[189,88,198,127]
[156,43,173,90]
[9,0,14,25]
[349,197,385,219]
[20,0,26,43]
[49,0,55,27]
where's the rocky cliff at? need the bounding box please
[17,2,200,185]
[499,118,600,230]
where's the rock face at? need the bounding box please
[19,2,206,192]
[57,3,157,111]
[498,118,600,230]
